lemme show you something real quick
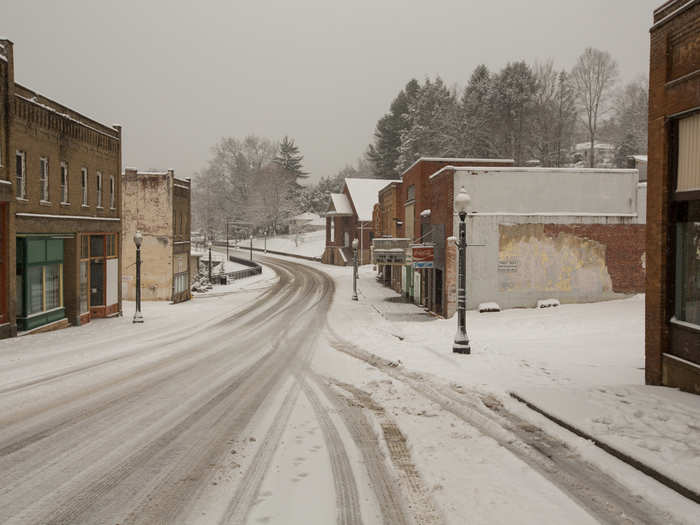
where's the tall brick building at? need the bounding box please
[0,39,122,336]
[122,169,191,303]
[646,0,700,394]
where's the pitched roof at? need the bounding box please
[344,178,390,222]
[327,193,353,216]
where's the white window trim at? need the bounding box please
[40,157,50,203]
[96,171,103,209]
[15,150,26,199]
[60,161,70,204]
[81,167,88,207]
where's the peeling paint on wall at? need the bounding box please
[498,224,613,295]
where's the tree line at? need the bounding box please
[367,47,647,178]
[193,47,648,235]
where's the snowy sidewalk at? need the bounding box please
[332,264,700,502]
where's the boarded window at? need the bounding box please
[677,113,700,192]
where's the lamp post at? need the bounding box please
[352,237,359,301]
[225,220,229,262]
[264,229,268,254]
[249,234,254,260]
[207,240,213,283]
[453,187,471,354]
[133,231,144,323]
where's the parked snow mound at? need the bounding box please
[478,302,501,313]
[537,298,560,308]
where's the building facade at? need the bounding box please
[122,169,191,303]
[647,0,700,394]
[323,178,389,266]
[1,39,122,336]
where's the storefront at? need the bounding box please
[81,232,119,320]
[16,235,66,331]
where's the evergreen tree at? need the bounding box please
[397,76,459,172]
[367,79,420,179]
[274,135,308,182]
[491,61,537,165]
[459,64,497,158]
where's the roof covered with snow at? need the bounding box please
[327,193,353,216]
[344,178,390,222]
[400,157,514,179]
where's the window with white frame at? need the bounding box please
[81,168,88,206]
[40,157,49,202]
[60,162,69,203]
[109,175,115,209]
[15,151,26,199]
[96,171,103,208]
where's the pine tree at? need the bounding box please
[367,79,420,179]
[274,135,308,182]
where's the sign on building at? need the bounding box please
[412,245,434,269]
[372,237,411,266]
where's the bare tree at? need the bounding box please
[571,47,618,167]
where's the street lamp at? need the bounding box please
[352,237,359,301]
[133,231,144,323]
[207,240,213,282]
[264,229,268,254]
[249,234,254,261]
[453,186,471,354]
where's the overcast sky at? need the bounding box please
[5,0,659,183]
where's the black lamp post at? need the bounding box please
[207,240,213,282]
[453,187,471,354]
[133,231,144,323]
[352,237,359,301]
[249,234,254,260]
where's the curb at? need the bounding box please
[509,392,700,505]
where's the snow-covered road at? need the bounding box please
[0,256,693,524]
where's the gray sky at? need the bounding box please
[5,0,659,183]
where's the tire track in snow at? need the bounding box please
[325,327,682,525]
[298,374,363,525]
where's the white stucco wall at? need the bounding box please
[453,167,639,216]
[447,168,644,310]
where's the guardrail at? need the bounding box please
[208,240,322,263]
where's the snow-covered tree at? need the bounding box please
[367,79,420,179]
[274,135,308,183]
[491,61,537,165]
[397,76,459,172]
[571,47,619,167]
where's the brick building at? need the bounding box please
[122,169,191,303]
[0,39,122,336]
[372,158,514,309]
[646,0,700,394]
[323,178,389,266]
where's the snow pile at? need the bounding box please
[478,302,500,313]
[537,298,560,308]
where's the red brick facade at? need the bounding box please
[646,0,700,393]
[543,224,646,293]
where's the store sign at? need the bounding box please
[372,237,411,266]
[412,245,434,269]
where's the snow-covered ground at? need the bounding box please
[311,261,700,522]
[232,229,325,258]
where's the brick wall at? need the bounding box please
[543,224,646,293]
[647,0,700,388]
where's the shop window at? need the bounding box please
[40,157,49,202]
[16,151,26,199]
[91,235,104,257]
[28,266,43,314]
[80,261,89,314]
